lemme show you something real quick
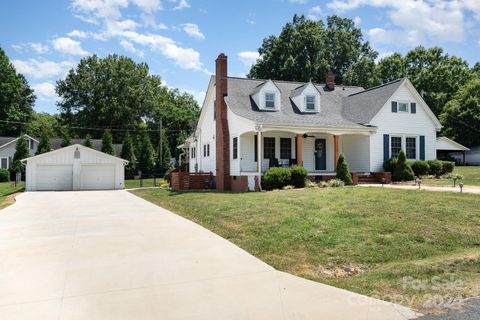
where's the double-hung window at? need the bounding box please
[265,93,275,109]
[305,95,316,111]
[0,157,8,169]
[263,137,275,159]
[398,102,409,113]
[280,138,291,159]
[406,137,417,160]
[190,147,196,159]
[391,136,402,158]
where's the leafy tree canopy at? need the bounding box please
[25,112,60,138]
[36,130,52,155]
[248,15,377,85]
[0,47,35,136]
[440,76,480,147]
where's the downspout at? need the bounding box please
[256,124,263,192]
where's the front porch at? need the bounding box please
[233,129,372,178]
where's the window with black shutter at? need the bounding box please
[233,137,238,159]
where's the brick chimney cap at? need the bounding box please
[217,53,227,58]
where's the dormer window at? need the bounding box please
[305,95,316,111]
[265,93,275,109]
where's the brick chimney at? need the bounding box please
[326,71,335,90]
[215,53,231,191]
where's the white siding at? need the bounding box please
[25,145,125,191]
[0,138,38,168]
[291,83,320,113]
[369,83,438,172]
[240,133,257,172]
[197,92,216,174]
[302,134,334,172]
[341,135,370,172]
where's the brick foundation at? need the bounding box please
[231,176,248,192]
[372,172,392,184]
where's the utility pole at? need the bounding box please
[159,118,163,171]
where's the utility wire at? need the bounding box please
[0,119,188,133]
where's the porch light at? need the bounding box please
[459,182,464,193]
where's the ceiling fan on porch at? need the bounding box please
[302,133,316,139]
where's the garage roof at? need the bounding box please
[21,144,128,164]
[436,137,470,151]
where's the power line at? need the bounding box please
[0,119,188,133]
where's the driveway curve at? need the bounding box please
[0,191,418,320]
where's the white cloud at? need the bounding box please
[327,0,468,44]
[131,0,162,12]
[182,23,205,40]
[12,59,76,79]
[52,37,89,56]
[32,82,57,100]
[68,29,88,38]
[308,5,322,20]
[71,0,128,21]
[120,30,206,71]
[173,0,190,10]
[375,51,394,63]
[237,51,260,67]
[368,27,423,46]
[120,40,144,57]
[183,89,206,105]
[141,14,167,29]
[30,43,49,54]
[353,16,361,25]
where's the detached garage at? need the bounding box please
[22,144,128,191]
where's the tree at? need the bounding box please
[137,133,155,175]
[60,130,72,147]
[155,129,172,176]
[26,112,59,138]
[36,130,52,155]
[0,47,36,136]
[9,135,29,180]
[393,150,414,181]
[377,47,472,115]
[440,77,480,147]
[343,56,380,88]
[84,134,93,148]
[101,130,115,155]
[121,132,137,178]
[336,154,353,185]
[248,15,377,85]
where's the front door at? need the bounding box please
[315,139,326,170]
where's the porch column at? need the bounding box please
[257,130,263,190]
[296,134,303,166]
[333,135,340,170]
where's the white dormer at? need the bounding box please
[290,82,321,113]
[251,80,281,111]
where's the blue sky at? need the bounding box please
[1,0,479,114]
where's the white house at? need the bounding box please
[21,144,127,191]
[182,53,443,191]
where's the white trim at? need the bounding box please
[264,91,277,109]
[390,134,419,160]
[397,101,410,113]
[436,137,470,151]
[21,144,128,164]
[0,157,9,169]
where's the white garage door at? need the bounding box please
[36,165,73,191]
[80,164,115,190]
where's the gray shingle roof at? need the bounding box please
[343,78,405,124]
[0,137,17,148]
[224,77,405,128]
[225,77,366,128]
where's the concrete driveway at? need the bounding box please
[0,191,418,320]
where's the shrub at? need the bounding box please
[393,150,414,181]
[317,181,329,188]
[282,185,295,190]
[426,160,443,177]
[383,157,398,173]
[0,169,10,182]
[327,178,344,188]
[441,161,455,175]
[305,180,317,188]
[336,154,353,185]
[262,167,292,190]
[411,160,430,177]
[290,165,308,188]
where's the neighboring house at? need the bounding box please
[449,145,480,166]
[0,135,38,170]
[182,53,442,191]
[0,135,122,170]
[436,137,470,165]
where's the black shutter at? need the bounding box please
[384,134,390,161]
[411,102,416,114]
[420,136,425,160]
[391,101,398,113]
[254,135,257,162]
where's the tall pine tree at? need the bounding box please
[156,129,172,176]
[9,135,30,180]
[121,131,137,178]
[137,132,155,175]
[101,130,115,155]
[84,134,93,148]
[36,131,52,155]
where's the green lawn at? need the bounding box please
[0,181,24,210]
[132,187,480,312]
[422,166,480,187]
